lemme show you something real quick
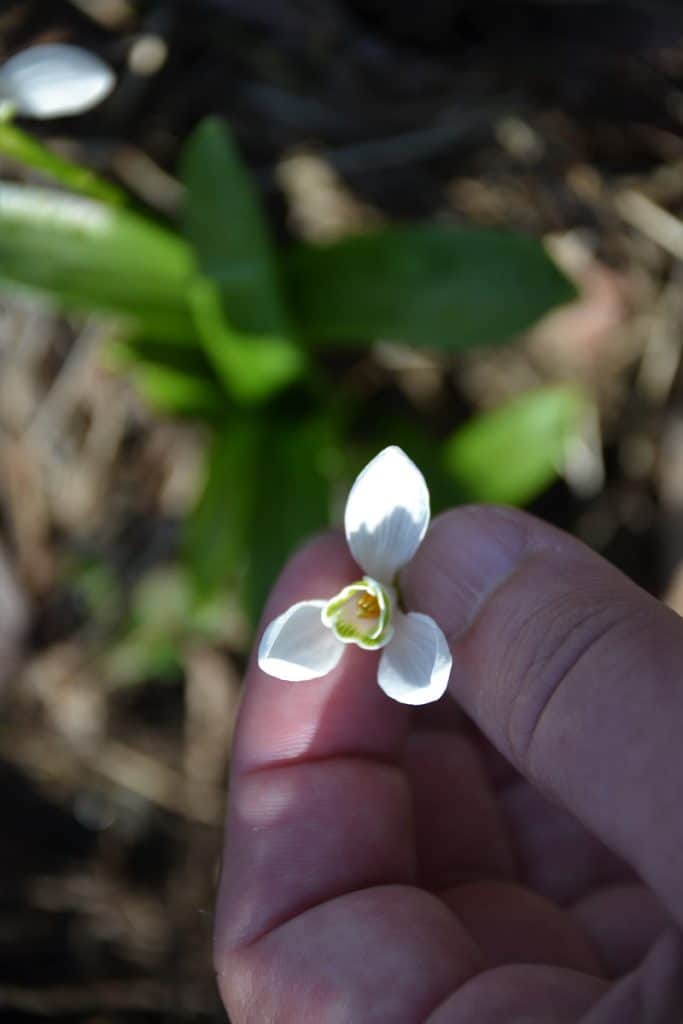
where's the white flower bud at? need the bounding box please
[0,44,115,119]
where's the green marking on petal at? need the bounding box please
[334,620,361,640]
[322,582,366,626]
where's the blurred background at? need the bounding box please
[0,0,682,1020]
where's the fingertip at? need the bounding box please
[235,527,411,777]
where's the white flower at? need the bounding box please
[258,446,452,705]
[0,44,115,120]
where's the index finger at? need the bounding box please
[214,532,481,1021]
[230,532,409,780]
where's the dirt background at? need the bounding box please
[0,1,682,1020]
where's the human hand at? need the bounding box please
[214,506,683,1022]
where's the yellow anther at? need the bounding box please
[356,592,380,619]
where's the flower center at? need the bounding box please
[321,576,394,651]
[356,592,380,619]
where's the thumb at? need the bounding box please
[402,506,683,924]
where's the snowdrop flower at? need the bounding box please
[0,44,115,120]
[258,446,452,705]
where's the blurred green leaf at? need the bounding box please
[185,416,263,599]
[107,630,183,687]
[0,183,197,340]
[67,556,121,628]
[128,362,226,418]
[0,121,125,204]
[443,386,586,505]
[189,278,305,402]
[105,566,240,687]
[105,567,187,686]
[285,226,577,350]
[186,412,336,624]
[109,337,226,417]
[181,117,291,335]
[245,414,335,622]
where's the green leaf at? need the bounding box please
[443,386,587,505]
[285,226,577,350]
[0,183,197,341]
[245,415,335,622]
[107,633,183,687]
[181,117,291,335]
[105,568,191,687]
[0,121,125,204]
[105,566,242,687]
[128,361,226,418]
[185,417,263,599]
[109,337,226,417]
[185,412,336,624]
[181,117,306,402]
[67,556,121,629]
[189,278,305,402]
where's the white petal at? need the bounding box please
[377,612,451,705]
[258,600,344,681]
[0,45,115,119]
[344,446,430,583]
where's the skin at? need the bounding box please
[214,506,683,1022]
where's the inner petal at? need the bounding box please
[322,576,394,651]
